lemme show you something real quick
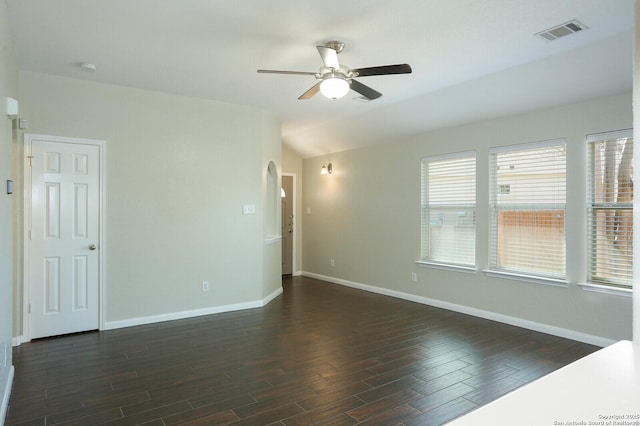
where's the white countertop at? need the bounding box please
[447,340,640,426]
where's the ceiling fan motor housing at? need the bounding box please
[324,40,345,53]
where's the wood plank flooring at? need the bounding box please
[6,276,599,425]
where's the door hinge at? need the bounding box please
[26,155,33,166]
[28,230,31,240]
[28,303,32,314]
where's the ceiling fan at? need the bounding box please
[257,41,412,101]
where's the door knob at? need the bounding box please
[89,244,97,251]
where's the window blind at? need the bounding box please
[489,140,566,279]
[587,131,633,288]
[421,152,476,267]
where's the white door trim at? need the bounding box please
[282,173,296,275]
[23,133,106,342]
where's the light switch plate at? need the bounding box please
[243,204,256,214]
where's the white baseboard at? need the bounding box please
[262,287,284,305]
[103,287,283,331]
[11,336,23,347]
[1,366,14,426]
[302,271,615,348]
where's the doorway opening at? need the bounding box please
[281,174,295,276]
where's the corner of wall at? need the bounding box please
[0,0,18,421]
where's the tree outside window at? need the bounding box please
[588,132,633,288]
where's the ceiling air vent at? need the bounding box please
[535,20,588,41]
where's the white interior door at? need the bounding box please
[27,136,101,339]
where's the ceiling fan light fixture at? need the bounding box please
[320,77,350,100]
[257,41,411,101]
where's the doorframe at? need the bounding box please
[282,173,296,275]
[22,134,106,343]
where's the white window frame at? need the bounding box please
[585,129,633,290]
[419,151,476,270]
[488,139,567,282]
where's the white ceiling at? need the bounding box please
[6,0,634,158]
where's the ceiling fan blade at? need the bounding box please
[298,82,321,100]
[257,69,317,76]
[316,46,339,69]
[352,64,412,77]
[350,79,382,100]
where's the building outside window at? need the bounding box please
[489,140,566,279]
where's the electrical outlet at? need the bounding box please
[411,272,417,282]
[330,259,335,268]
[202,281,210,292]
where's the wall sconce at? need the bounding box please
[321,162,333,175]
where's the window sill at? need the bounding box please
[578,282,632,298]
[264,236,281,245]
[482,269,568,288]
[415,261,476,274]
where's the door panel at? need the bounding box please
[29,138,100,339]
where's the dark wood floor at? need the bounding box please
[7,276,599,426]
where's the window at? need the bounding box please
[420,152,476,268]
[587,130,633,288]
[489,140,566,279]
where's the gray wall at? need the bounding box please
[0,0,17,416]
[302,93,633,345]
[15,71,282,333]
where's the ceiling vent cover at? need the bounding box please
[535,20,588,41]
